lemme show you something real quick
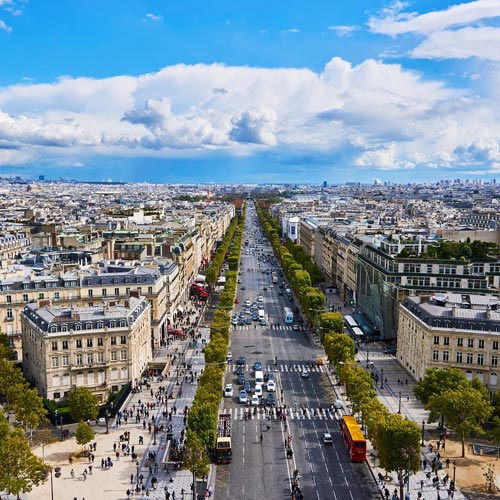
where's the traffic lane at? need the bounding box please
[291,418,379,500]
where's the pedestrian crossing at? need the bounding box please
[220,406,338,420]
[231,324,304,331]
[227,364,327,374]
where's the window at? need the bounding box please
[87,339,93,348]
[494,341,499,350]
[110,351,117,361]
[23,293,28,302]
[456,352,463,363]
[110,337,117,345]
[75,354,83,366]
[126,287,130,295]
[477,353,484,365]
[6,295,11,303]
[120,350,127,360]
[443,337,450,346]
[54,392,61,399]
[76,339,82,348]
[466,352,473,364]
[102,289,107,297]
[97,352,104,363]
[38,293,44,299]
[479,339,485,349]
[457,338,463,347]
[443,351,449,362]
[148,286,153,295]
[433,350,439,361]
[120,336,127,345]
[468,339,474,348]
[62,340,68,350]
[62,355,69,366]
[51,357,59,368]
[115,288,119,296]
[51,341,58,351]
[433,336,440,345]
[6,308,13,319]
[54,291,60,299]
[492,355,498,366]
[88,289,93,298]
[87,353,93,365]
[97,338,103,347]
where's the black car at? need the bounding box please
[266,393,276,406]
[237,374,246,385]
[236,365,244,375]
[237,356,246,366]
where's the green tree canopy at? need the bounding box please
[323,333,355,368]
[67,386,99,423]
[427,385,492,457]
[320,312,344,334]
[184,430,210,479]
[75,421,95,450]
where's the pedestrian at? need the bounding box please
[88,465,93,475]
[131,473,134,484]
[71,469,75,479]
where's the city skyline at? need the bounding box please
[1,0,500,184]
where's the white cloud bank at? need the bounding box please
[0,56,500,173]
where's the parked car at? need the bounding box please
[244,381,252,393]
[384,347,397,355]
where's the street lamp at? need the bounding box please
[380,367,384,389]
[136,460,139,487]
[153,426,157,446]
[452,461,457,490]
[398,391,402,414]
[421,420,425,446]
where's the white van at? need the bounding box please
[255,370,264,385]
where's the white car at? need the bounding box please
[250,394,260,406]
[267,380,276,392]
[239,390,248,404]
[257,296,264,302]
[245,299,251,307]
[322,432,333,445]
[224,384,234,397]
[301,370,310,378]
[254,384,263,397]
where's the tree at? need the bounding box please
[340,365,376,414]
[323,333,355,368]
[67,386,99,423]
[0,417,46,499]
[319,312,344,334]
[360,398,389,447]
[187,402,218,448]
[0,332,14,360]
[376,414,421,500]
[75,422,95,450]
[428,385,492,457]
[10,387,47,430]
[184,431,210,481]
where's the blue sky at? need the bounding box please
[1,1,500,184]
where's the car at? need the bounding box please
[226,352,233,363]
[260,319,267,326]
[332,399,343,410]
[265,372,276,382]
[245,308,251,314]
[384,346,397,355]
[237,356,246,366]
[234,298,240,304]
[267,380,276,392]
[262,286,268,291]
[239,391,248,404]
[244,381,252,393]
[254,384,263,397]
[245,299,251,307]
[237,278,241,283]
[322,432,333,445]
[236,365,244,375]
[258,303,264,310]
[301,370,310,378]
[224,384,234,397]
[257,295,264,302]
[231,318,238,325]
[250,394,260,406]
[266,393,276,406]
[245,318,252,324]
[278,291,283,296]
[237,374,246,385]
[238,318,245,325]
[292,324,299,331]
[241,286,246,290]
[254,361,262,371]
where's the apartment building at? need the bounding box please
[398,293,500,389]
[21,296,151,402]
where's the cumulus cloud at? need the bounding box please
[145,13,162,22]
[229,108,277,146]
[0,56,500,174]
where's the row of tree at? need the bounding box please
[255,202,326,325]
[184,202,246,476]
[317,314,421,500]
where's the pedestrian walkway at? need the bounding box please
[225,363,327,374]
[219,405,338,421]
[15,301,214,500]
[324,292,468,500]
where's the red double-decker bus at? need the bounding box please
[340,415,366,462]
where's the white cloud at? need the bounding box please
[229,108,277,146]
[145,13,162,22]
[411,26,500,61]
[368,0,500,36]
[287,28,300,33]
[0,57,500,173]
[0,19,11,33]
[328,25,359,37]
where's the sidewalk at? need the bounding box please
[326,292,468,500]
[11,301,215,500]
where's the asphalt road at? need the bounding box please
[216,205,378,500]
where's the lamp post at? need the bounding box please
[59,415,63,440]
[421,420,425,446]
[136,460,139,487]
[452,461,457,490]
[398,391,402,414]
[380,367,384,389]
[50,468,54,500]
[153,425,157,446]
[366,347,370,368]
[105,409,111,434]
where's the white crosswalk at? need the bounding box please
[220,406,336,420]
[232,324,303,331]
[227,364,326,374]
